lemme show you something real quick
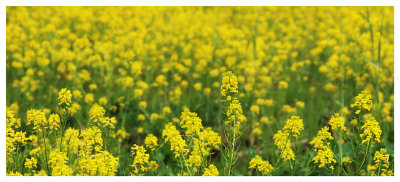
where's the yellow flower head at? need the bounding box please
[144,134,158,151]
[24,157,38,169]
[329,113,346,131]
[351,90,372,114]
[249,155,274,175]
[221,71,238,97]
[360,116,382,144]
[202,164,219,176]
[58,88,72,107]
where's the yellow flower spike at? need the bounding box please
[58,88,72,107]
[203,164,219,176]
[351,90,372,114]
[249,155,274,175]
[329,113,347,131]
[360,116,382,144]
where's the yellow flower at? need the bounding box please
[203,164,219,176]
[162,122,188,158]
[24,157,38,169]
[371,148,392,176]
[249,155,274,175]
[144,134,158,151]
[130,144,157,175]
[48,113,61,131]
[58,88,72,107]
[351,90,372,114]
[250,105,260,115]
[310,127,336,168]
[48,151,73,176]
[278,81,288,89]
[283,116,304,139]
[329,113,346,131]
[179,111,203,136]
[360,116,382,144]
[78,151,119,176]
[221,71,238,97]
[26,109,47,130]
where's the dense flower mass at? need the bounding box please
[310,127,336,169]
[58,88,72,107]
[360,116,382,144]
[351,90,373,114]
[5,7,394,176]
[249,155,274,175]
[329,113,346,131]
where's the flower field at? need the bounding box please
[5,7,394,176]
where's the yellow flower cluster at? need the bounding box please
[310,127,336,168]
[369,148,393,176]
[24,157,38,169]
[162,122,189,158]
[78,151,119,176]
[89,104,117,128]
[360,116,382,144]
[48,114,61,131]
[48,151,73,176]
[179,111,204,136]
[27,109,47,130]
[144,134,158,151]
[130,144,158,175]
[202,164,219,176]
[249,155,274,175]
[351,90,372,114]
[58,88,72,107]
[282,116,304,139]
[80,126,104,153]
[329,113,346,131]
[273,116,304,162]
[221,71,238,99]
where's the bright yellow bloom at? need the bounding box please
[310,127,336,168]
[162,122,188,158]
[130,144,158,175]
[360,116,382,144]
[283,116,304,139]
[370,148,393,176]
[221,71,238,98]
[351,90,372,114]
[249,155,274,175]
[179,111,203,136]
[144,134,158,151]
[203,164,219,176]
[48,113,61,131]
[26,109,47,130]
[78,151,119,176]
[58,88,72,107]
[329,113,346,131]
[48,151,73,176]
[24,157,38,169]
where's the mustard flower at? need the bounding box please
[360,116,382,144]
[131,144,158,175]
[351,90,372,114]
[249,155,274,175]
[329,113,346,131]
[48,151,73,176]
[179,111,203,136]
[24,157,38,169]
[221,71,238,98]
[144,134,158,151]
[48,113,61,131]
[202,164,219,176]
[58,88,72,107]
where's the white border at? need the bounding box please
[1,1,399,182]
